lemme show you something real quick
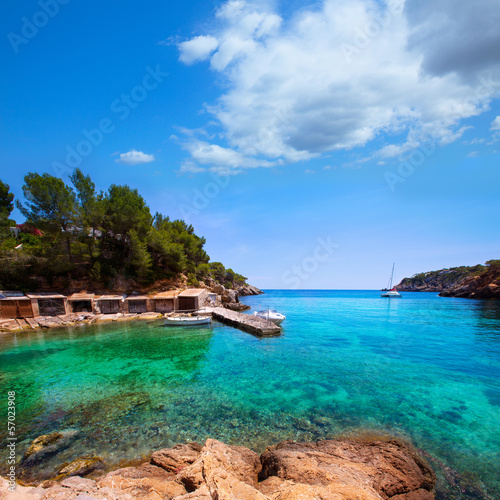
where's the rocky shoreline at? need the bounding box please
[438,265,500,299]
[236,284,264,297]
[396,261,499,299]
[0,311,164,334]
[2,436,436,499]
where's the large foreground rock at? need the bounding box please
[2,436,436,499]
[260,438,436,500]
[151,442,203,473]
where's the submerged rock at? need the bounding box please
[58,456,105,478]
[22,429,79,466]
[6,436,436,499]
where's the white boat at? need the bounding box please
[164,315,212,326]
[253,309,286,325]
[381,263,401,298]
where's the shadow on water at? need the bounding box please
[476,300,500,334]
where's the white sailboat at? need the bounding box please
[381,263,402,298]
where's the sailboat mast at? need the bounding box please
[390,263,395,289]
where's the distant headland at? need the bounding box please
[396,260,500,299]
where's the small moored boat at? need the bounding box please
[381,263,401,298]
[164,315,212,326]
[253,309,286,325]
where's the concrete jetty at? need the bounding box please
[208,307,281,337]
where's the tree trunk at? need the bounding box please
[66,235,73,262]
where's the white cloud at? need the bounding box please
[176,0,500,173]
[491,116,500,131]
[116,150,155,165]
[179,139,281,174]
[178,35,219,65]
[464,138,486,146]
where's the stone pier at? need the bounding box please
[208,307,281,337]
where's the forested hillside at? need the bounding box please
[396,265,487,292]
[0,171,247,292]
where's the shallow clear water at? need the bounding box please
[1,290,499,498]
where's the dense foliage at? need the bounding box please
[407,265,486,285]
[0,180,15,233]
[0,171,247,291]
[485,259,500,271]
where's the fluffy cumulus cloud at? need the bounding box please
[178,35,219,65]
[179,139,281,174]
[177,0,500,173]
[491,116,500,131]
[116,150,155,165]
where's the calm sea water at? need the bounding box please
[0,290,499,498]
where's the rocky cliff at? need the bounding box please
[396,262,499,295]
[237,284,264,296]
[439,261,500,299]
[47,275,263,300]
[3,436,436,500]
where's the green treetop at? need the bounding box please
[0,179,14,226]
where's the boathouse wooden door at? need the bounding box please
[154,299,174,313]
[128,300,147,314]
[0,301,17,318]
[0,300,34,318]
[101,300,120,314]
[17,300,34,318]
[178,297,196,311]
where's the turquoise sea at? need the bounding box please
[1,290,499,498]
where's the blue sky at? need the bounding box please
[1,0,499,289]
